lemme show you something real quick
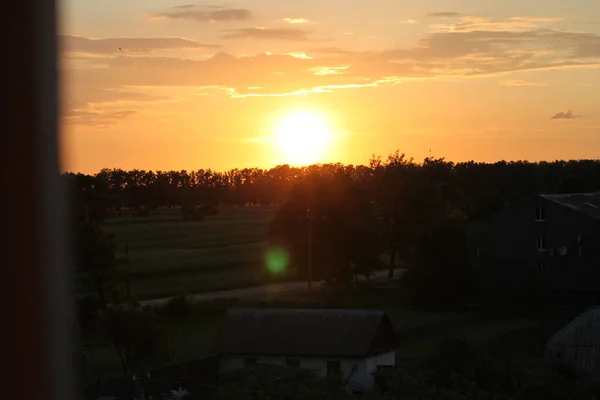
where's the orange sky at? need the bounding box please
[60,0,600,173]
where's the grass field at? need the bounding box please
[81,206,293,299]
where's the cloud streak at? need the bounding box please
[550,109,580,119]
[221,28,314,41]
[282,18,308,24]
[427,12,460,18]
[153,6,253,22]
[63,25,600,124]
[499,80,547,86]
[61,35,218,54]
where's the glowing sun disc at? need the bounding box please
[273,109,333,165]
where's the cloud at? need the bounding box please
[499,80,547,86]
[64,108,140,127]
[282,18,308,24]
[400,19,418,24]
[429,16,560,32]
[63,24,600,120]
[550,109,580,119]
[61,35,218,55]
[308,47,367,55]
[221,28,314,41]
[510,17,563,22]
[427,12,460,18]
[153,6,252,22]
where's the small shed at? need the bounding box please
[213,308,398,390]
[546,307,600,381]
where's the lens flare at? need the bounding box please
[265,246,290,273]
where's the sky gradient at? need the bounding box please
[60,0,600,173]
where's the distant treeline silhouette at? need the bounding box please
[69,153,600,306]
[65,154,600,223]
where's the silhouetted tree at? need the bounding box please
[403,220,474,309]
[106,307,169,374]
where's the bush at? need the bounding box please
[105,307,169,373]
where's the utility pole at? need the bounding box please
[307,208,313,289]
[124,245,131,300]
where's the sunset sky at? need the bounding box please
[60,0,600,173]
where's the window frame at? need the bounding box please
[537,236,546,252]
[535,205,546,222]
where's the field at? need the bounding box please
[81,206,288,300]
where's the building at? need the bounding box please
[468,192,600,294]
[546,307,600,382]
[213,308,398,390]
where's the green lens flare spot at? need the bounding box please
[266,247,289,274]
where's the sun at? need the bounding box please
[272,109,334,166]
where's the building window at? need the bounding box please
[327,361,341,377]
[535,206,546,221]
[577,234,582,244]
[244,358,257,367]
[476,247,480,259]
[286,358,300,368]
[537,236,546,252]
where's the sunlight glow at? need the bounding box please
[272,109,334,165]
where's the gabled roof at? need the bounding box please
[540,192,600,221]
[546,307,600,378]
[213,308,398,358]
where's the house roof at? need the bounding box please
[213,308,398,358]
[546,307,600,378]
[540,193,600,221]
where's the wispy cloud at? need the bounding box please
[510,17,563,22]
[310,66,349,75]
[64,23,600,122]
[64,108,140,127]
[61,35,218,55]
[287,52,312,59]
[308,47,366,55]
[221,28,314,41]
[152,6,252,22]
[430,16,562,32]
[499,80,547,86]
[426,12,461,18]
[400,19,418,24]
[550,109,580,119]
[282,17,308,24]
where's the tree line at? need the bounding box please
[66,155,600,222]
[69,153,600,306]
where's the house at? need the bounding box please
[213,308,398,390]
[468,192,600,294]
[546,307,600,382]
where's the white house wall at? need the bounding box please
[219,351,396,390]
[366,350,396,372]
